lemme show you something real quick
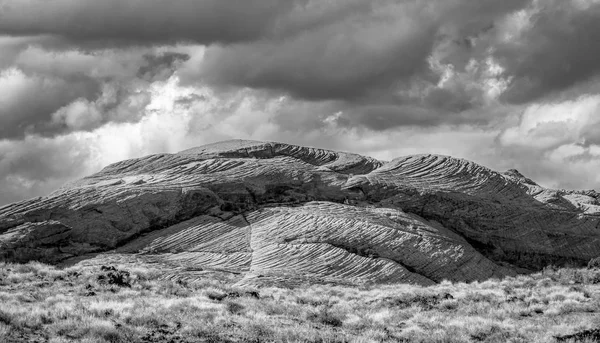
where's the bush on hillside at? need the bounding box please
[588,257,600,269]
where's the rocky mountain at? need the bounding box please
[1,139,599,286]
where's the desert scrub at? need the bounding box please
[1,258,600,342]
[588,257,600,269]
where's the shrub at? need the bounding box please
[386,292,454,310]
[296,296,326,307]
[97,266,131,287]
[307,309,344,327]
[438,299,459,310]
[206,290,227,301]
[92,326,123,343]
[588,257,600,269]
[244,323,274,343]
[0,310,12,325]
[225,301,245,315]
[586,271,600,284]
[226,290,260,299]
[555,329,600,342]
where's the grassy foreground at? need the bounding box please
[1,260,600,343]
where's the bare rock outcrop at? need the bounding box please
[1,139,599,285]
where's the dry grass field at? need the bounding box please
[1,258,600,343]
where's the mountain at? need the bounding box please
[1,139,599,286]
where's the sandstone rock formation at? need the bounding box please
[1,139,599,285]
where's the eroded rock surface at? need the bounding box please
[1,139,599,285]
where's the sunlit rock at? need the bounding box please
[2,139,599,285]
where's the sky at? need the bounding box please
[1,0,600,205]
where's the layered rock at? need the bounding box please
[1,139,599,285]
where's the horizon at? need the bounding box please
[2,137,577,208]
[2,0,600,205]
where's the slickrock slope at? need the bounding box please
[1,139,599,285]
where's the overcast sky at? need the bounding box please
[1,0,600,205]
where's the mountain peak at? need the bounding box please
[1,140,599,286]
[503,168,538,186]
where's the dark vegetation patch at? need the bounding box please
[381,292,454,310]
[588,257,600,269]
[555,329,600,342]
[97,265,132,287]
[307,308,344,327]
[207,289,260,302]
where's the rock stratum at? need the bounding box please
[1,139,600,286]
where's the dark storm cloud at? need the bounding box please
[175,94,207,107]
[423,87,478,113]
[0,49,186,139]
[0,135,95,205]
[0,0,299,45]
[195,23,437,101]
[171,0,534,137]
[341,105,443,131]
[1,0,533,113]
[137,52,191,82]
[0,35,58,69]
[188,0,531,102]
[335,104,497,131]
[495,0,600,103]
[0,70,100,139]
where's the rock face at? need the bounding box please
[1,139,600,285]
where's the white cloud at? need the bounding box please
[499,95,600,149]
[52,98,103,130]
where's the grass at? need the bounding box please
[1,259,600,342]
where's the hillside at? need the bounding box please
[1,139,600,286]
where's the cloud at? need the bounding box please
[50,84,152,132]
[3,0,600,207]
[183,0,530,102]
[493,0,600,103]
[51,98,104,131]
[191,3,437,101]
[499,95,600,150]
[494,94,600,189]
[332,105,492,131]
[171,0,532,132]
[1,0,534,131]
[0,35,57,69]
[0,68,99,139]
[0,134,97,205]
[0,0,299,45]
[137,52,190,82]
[0,47,188,138]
